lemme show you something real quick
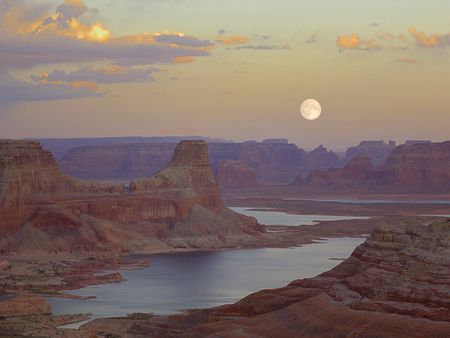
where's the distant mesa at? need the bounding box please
[345,140,396,166]
[56,138,341,187]
[300,141,450,192]
[405,140,432,145]
[262,138,289,144]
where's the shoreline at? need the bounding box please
[1,199,449,336]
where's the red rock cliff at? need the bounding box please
[0,140,262,252]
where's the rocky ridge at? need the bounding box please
[82,219,450,337]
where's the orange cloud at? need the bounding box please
[336,33,361,49]
[27,0,111,42]
[173,56,195,64]
[216,35,249,45]
[408,27,439,47]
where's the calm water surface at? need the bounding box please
[230,207,369,226]
[49,208,366,323]
[50,238,363,321]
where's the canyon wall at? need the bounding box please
[58,140,341,186]
[0,140,263,253]
[300,141,450,192]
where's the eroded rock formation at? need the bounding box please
[215,160,259,190]
[85,219,450,337]
[300,141,450,192]
[0,140,264,254]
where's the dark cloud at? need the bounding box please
[31,66,158,84]
[0,70,101,103]
[0,33,209,68]
[35,0,88,31]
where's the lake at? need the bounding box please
[49,208,366,326]
[230,207,369,226]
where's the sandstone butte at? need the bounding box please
[81,219,450,337]
[0,139,264,254]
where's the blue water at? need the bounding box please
[230,207,369,226]
[49,237,364,322]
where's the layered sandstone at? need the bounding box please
[301,141,450,192]
[0,295,51,317]
[215,160,259,190]
[345,140,396,165]
[306,153,374,187]
[0,140,264,254]
[85,219,450,337]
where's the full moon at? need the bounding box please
[300,99,321,120]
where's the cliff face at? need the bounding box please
[345,140,396,165]
[215,160,259,190]
[301,141,450,192]
[0,140,263,253]
[60,143,176,180]
[129,141,223,213]
[112,219,450,337]
[58,141,342,186]
[306,153,374,187]
[380,141,450,187]
[0,141,68,234]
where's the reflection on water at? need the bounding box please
[230,207,369,226]
[49,237,364,320]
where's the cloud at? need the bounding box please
[216,35,249,45]
[336,33,361,49]
[395,57,417,64]
[31,65,158,84]
[31,0,110,42]
[0,34,210,68]
[0,0,214,103]
[173,56,195,63]
[234,44,291,51]
[154,33,213,48]
[408,27,450,48]
[0,2,211,70]
[217,29,226,35]
[0,69,101,103]
[336,33,383,51]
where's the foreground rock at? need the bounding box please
[0,140,264,254]
[81,219,450,337]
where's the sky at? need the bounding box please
[0,0,449,149]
